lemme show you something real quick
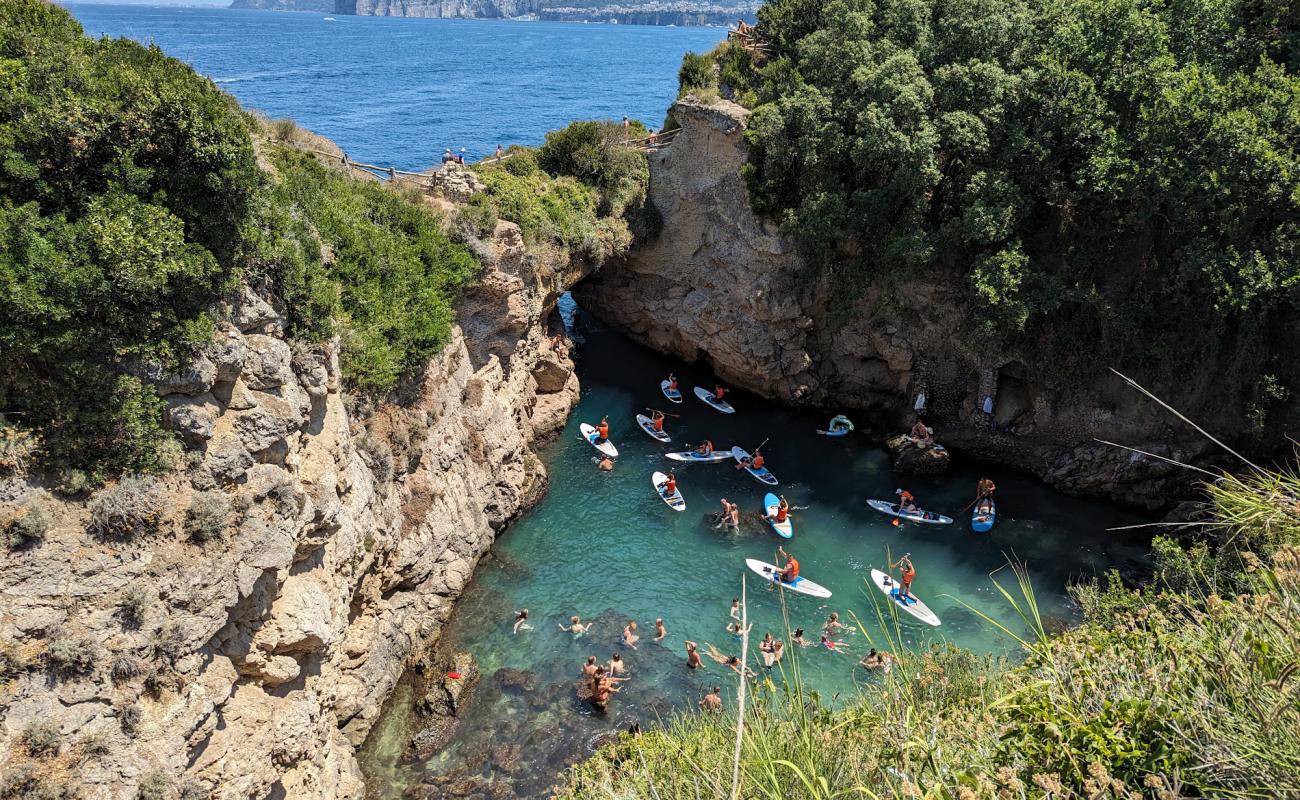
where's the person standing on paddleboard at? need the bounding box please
[667,373,678,392]
[890,554,917,602]
[976,477,997,500]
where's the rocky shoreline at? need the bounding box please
[0,165,592,798]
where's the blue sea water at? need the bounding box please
[63,4,725,170]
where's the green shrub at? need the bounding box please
[474,167,603,253]
[677,50,716,93]
[19,720,61,758]
[56,469,95,496]
[502,149,539,177]
[135,771,170,800]
[537,120,649,216]
[88,476,165,541]
[110,653,144,684]
[0,1,264,473]
[46,636,96,678]
[184,490,230,543]
[118,585,149,627]
[456,193,499,239]
[0,424,39,474]
[268,147,478,398]
[0,762,68,800]
[3,501,51,548]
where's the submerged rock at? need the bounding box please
[886,433,950,475]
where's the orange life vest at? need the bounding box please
[597,423,609,438]
[653,416,664,431]
[752,454,765,469]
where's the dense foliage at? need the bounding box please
[691,0,1300,382]
[267,148,478,397]
[559,466,1300,799]
[470,121,655,259]
[0,1,482,471]
[0,0,260,472]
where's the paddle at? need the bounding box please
[959,494,982,513]
[644,407,681,418]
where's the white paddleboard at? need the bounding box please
[763,492,792,539]
[652,471,685,511]
[866,499,952,525]
[870,569,940,626]
[694,386,735,414]
[579,423,618,458]
[745,559,831,598]
[636,413,670,443]
[731,446,778,486]
[665,449,732,463]
[660,380,683,403]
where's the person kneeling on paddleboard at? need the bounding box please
[660,470,678,496]
[595,416,610,444]
[713,384,728,401]
[651,410,666,432]
[694,439,714,456]
[776,546,799,583]
[890,554,917,602]
[668,373,678,391]
[765,495,789,524]
[895,488,918,513]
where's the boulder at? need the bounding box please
[886,434,950,475]
[229,287,279,333]
[165,392,221,444]
[530,352,572,394]
[242,335,296,390]
[208,325,247,382]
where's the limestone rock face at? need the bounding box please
[0,215,589,798]
[577,96,1217,508]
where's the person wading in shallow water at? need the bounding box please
[700,686,722,712]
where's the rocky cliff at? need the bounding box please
[0,186,588,798]
[339,0,543,17]
[229,0,336,11]
[337,0,757,23]
[576,98,1222,508]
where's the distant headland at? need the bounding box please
[228,0,760,26]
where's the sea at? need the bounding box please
[64,3,726,170]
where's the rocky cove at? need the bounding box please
[0,96,1243,800]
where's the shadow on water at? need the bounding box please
[360,298,1154,798]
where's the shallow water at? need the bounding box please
[362,305,1151,798]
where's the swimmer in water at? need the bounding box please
[559,615,593,636]
[820,634,850,653]
[622,620,639,650]
[597,454,614,471]
[860,648,894,673]
[581,655,599,678]
[791,628,810,648]
[654,618,667,642]
[729,598,740,620]
[823,611,850,636]
[726,621,751,639]
[609,653,626,677]
[512,608,531,634]
[700,686,723,712]
[684,640,702,670]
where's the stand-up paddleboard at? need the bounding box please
[870,569,940,626]
[636,413,671,443]
[661,380,683,404]
[652,471,685,511]
[817,415,854,437]
[746,559,831,598]
[665,449,732,463]
[971,498,996,533]
[867,499,953,525]
[731,446,778,486]
[579,423,618,458]
[763,492,793,539]
[694,386,736,414]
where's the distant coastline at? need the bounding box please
[229,0,758,26]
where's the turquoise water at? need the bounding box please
[63,4,725,169]
[364,307,1151,798]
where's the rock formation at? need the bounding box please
[230,0,336,11]
[576,97,1216,508]
[0,201,590,796]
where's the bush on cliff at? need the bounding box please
[682,0,1300,397]
[538,119,650,217]
[266,148,478,397]
[0,1,262,473]
[558,466,1300,799]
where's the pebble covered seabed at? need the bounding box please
[361,302,1151,798]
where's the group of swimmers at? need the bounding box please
[513,594,906,713]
